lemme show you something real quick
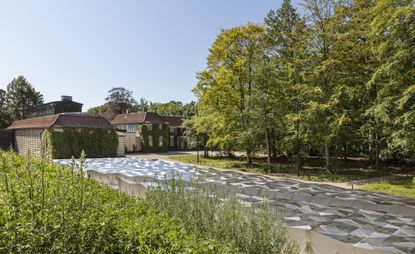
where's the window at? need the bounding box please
[159,124,162,130]
[147,124,152,131]
[170,136,174,147]
[169,127,175,133]
[126,124,137,133]
[148,135,153,147]
[159,136,163,147]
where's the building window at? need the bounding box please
[147,124,152,131]
[126,124,137,133]
[159,136,163,147]
[148,135,153,147]
[170,136,174,147]
[169,127,175,133]
[159,124,162,130]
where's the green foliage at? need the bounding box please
[0,151,228,253]
[145,176,298,254]
[191,0,415,171]
[146,101,197,118]
[3,76,43,122]
[45,128,118,159]
[137,124,169,153]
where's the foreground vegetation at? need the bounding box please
[170,154,405,182]
[0,151,296,253]
[359,177,415,198]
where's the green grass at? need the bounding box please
[169,154,394,183]
[359,177,415,198]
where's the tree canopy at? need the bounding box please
[190,0,415,169]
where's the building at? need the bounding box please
[111,111,187,153]
[26,95,83,119]
[7,113,122,158]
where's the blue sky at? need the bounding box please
[0,0,299,110]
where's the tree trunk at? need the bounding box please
[296,120,301,176]
[325,143,330,171]
[265,128,271,172]
[375,133,379,171]
[271,130,277,159]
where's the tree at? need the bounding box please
[369,0,415,159]
[302,0,338,171]
[193,24,265,166]
[6,76,43,120]
[264,0,310,174]
[0,89,12,128]
[105,87,137,115]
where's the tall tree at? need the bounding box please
[265,0,310,174]
[105,87,137,116]
[302,0,338,171]
[6,76,43,120]
[194,24,265,166]
[369,0,415,159]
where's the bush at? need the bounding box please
[44,128,118,159]
[145,177,298,254]
[0,152,230,253]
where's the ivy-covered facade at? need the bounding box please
[111,112,187,153]
[7,114,118,159]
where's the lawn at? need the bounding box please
[359,177,415,198]
[169,154,399,183]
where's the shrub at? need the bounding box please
[0,152,230,253]
[145,176,298,254]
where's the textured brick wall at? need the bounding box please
[14,129,44,157]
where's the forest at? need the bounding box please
[187,0,415,173]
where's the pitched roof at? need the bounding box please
[111,112,175,125]
[8,114,113,130]
[161,116,183,127]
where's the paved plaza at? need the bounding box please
[56,157,415,254]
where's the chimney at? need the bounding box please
[143,106,147,112]
[61,95,72,101]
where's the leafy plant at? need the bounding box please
[0,151,229,253]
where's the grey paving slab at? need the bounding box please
[55,157,415,254]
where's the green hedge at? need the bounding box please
[44,128,118,159]
[138,124,169,153]
[0,152,229,253]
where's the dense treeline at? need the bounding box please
[190,0,415,171]
[88,87,196,120]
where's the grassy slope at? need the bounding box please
[170,154,396,183]
[359,178,415,198]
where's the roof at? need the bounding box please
[8,113,113,130]
[161,116,183,127]
[26,100,83,111]
[111,112,179,126]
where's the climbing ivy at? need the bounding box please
[137,124,169,152]
[43,128,118,159]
